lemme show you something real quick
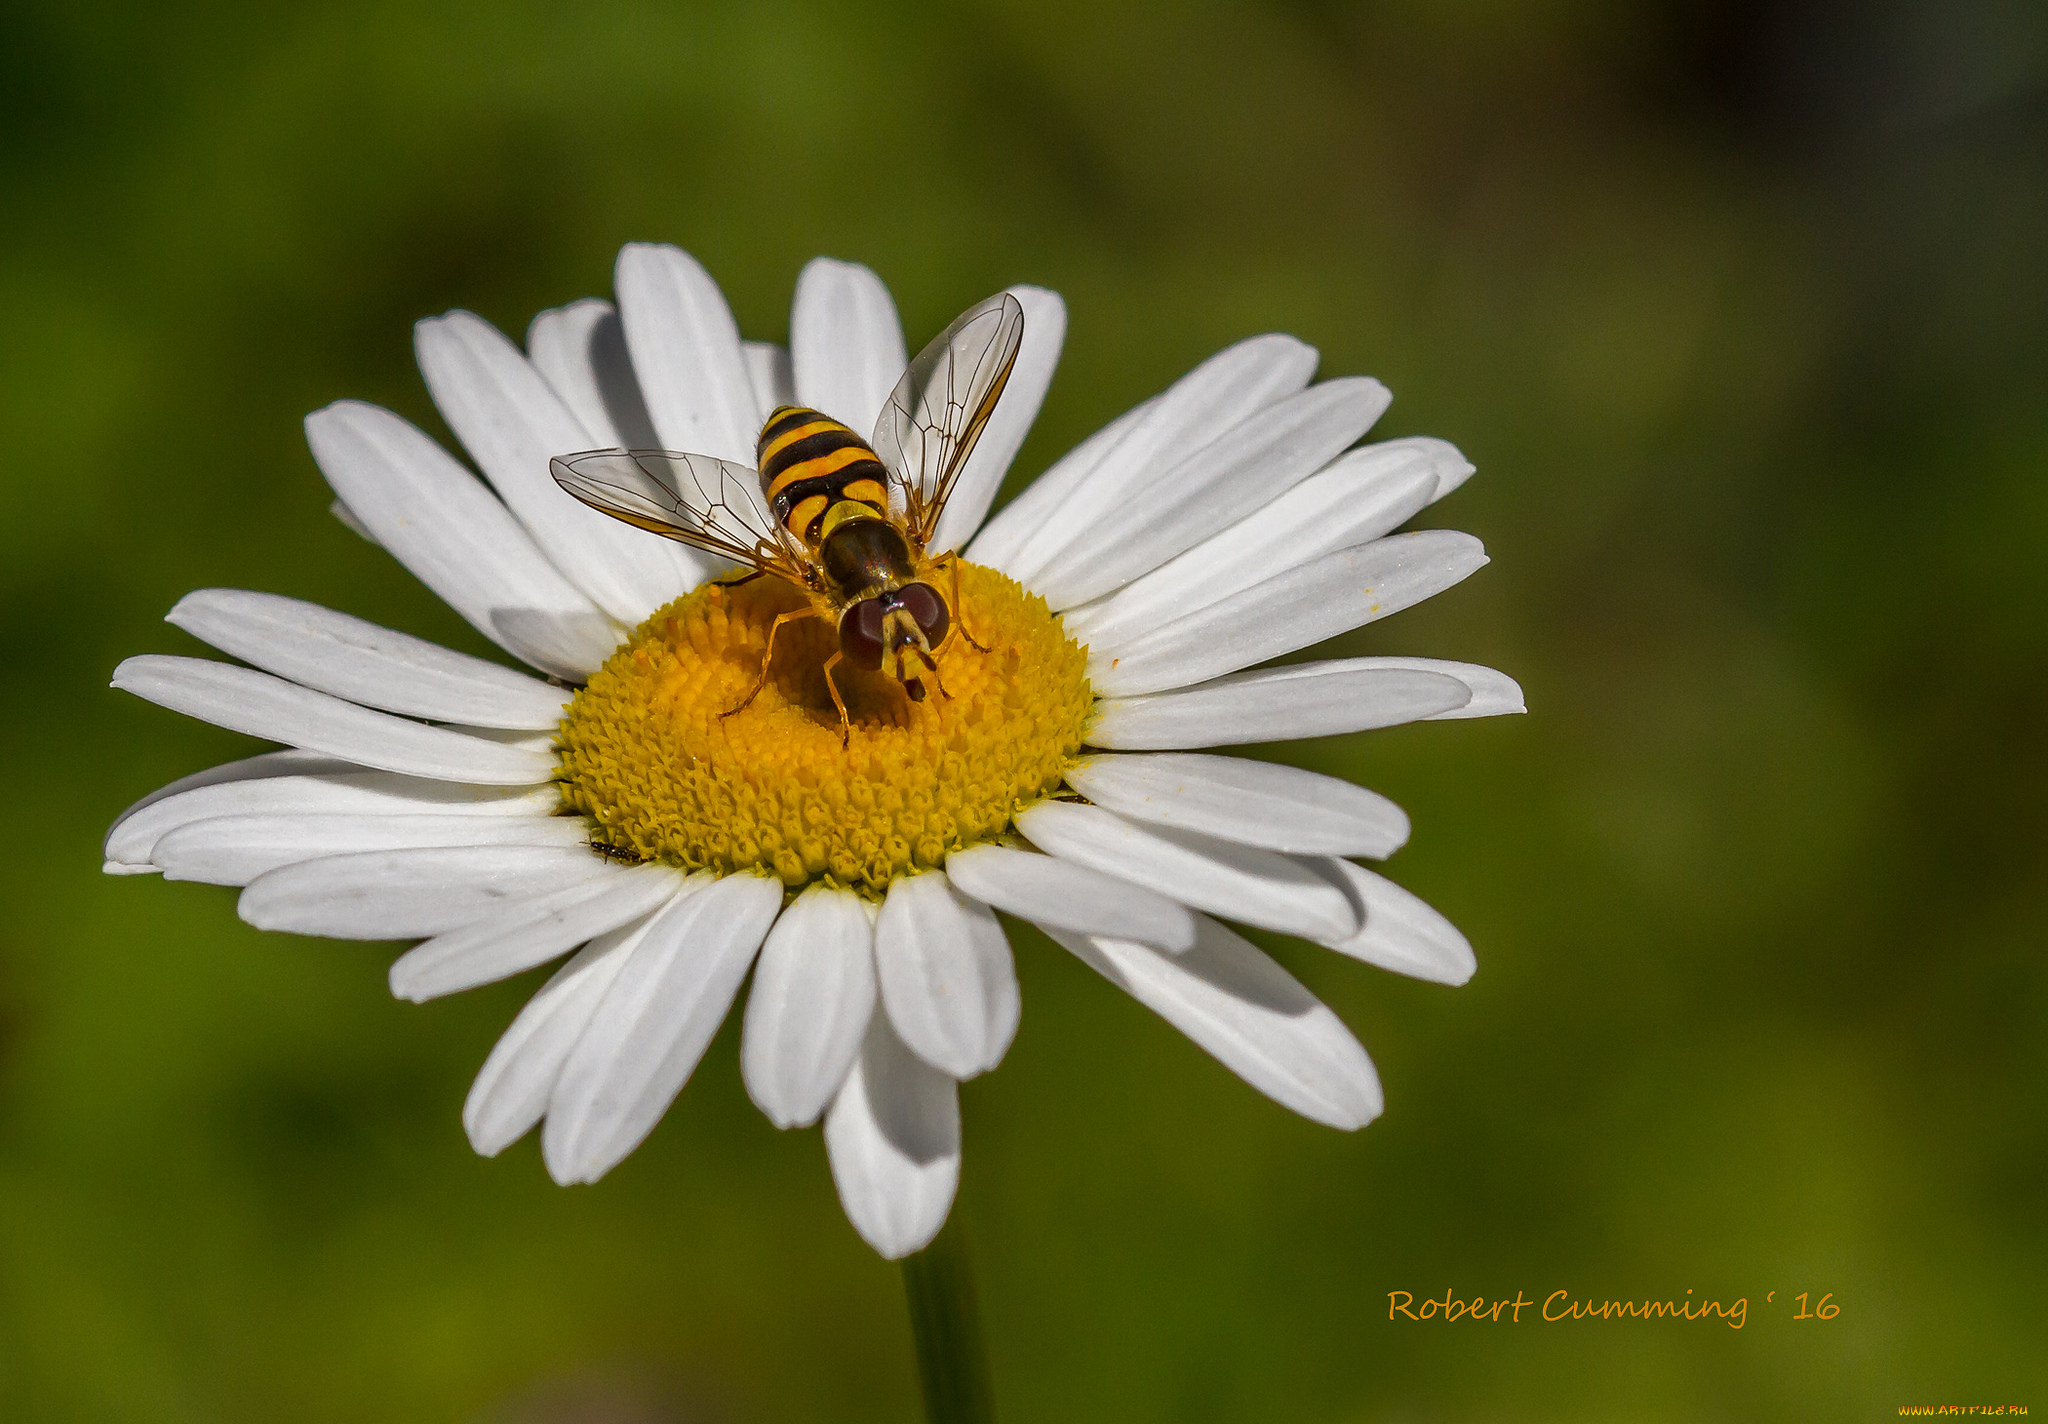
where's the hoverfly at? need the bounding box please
[550,292,1025,745]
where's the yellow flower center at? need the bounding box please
[555,561,1093,895]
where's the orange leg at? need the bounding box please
[821,651,853,748]
[723,608,823,718]
[917,646,951,700]
[940,554,989,653]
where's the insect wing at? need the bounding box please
[549,449,807,581]
[871,291,1025,550]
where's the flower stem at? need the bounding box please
[900,1217,995,1424]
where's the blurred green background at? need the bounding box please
[3,0,2044,1418]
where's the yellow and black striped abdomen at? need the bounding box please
[756,405,893,548]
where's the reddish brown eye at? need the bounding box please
[839,598,887,669]
[894,582,949,649]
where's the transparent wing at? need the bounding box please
[549,449,810,584]
[872,292,1025,551]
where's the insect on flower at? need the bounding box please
[550,293,1025,743]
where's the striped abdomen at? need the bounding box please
[756,405,892,548]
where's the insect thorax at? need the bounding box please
[818,515,915,600]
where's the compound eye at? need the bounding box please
[894,582,949,649]
[838,598,888,670]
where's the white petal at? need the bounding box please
[1400,435,1477,500]
[112,656,556,785]
[823,1011,960,1259]
[102,861,163,879]
[1063,443,1441,649]
[1087,661,1475,749]
[106,766,557,870]
[239,845,626,939]
[944,843,1197,952]
[463,926,643,1157]
[791,258,907,435]
[304,401,618,678]
[1015,800,1358,942]
[1087,530,1490,698]
[996,334,1320,584]
[1295,857,1476,985]
[417,311,697,622]
[966,397,1157,573]
[104,750,350,871]
[153,811,590,887]
[390,863,689,1001]
[448,725,555,749]
[526,298,663,449]
[873,873,1019,1078]
[1332,657,1526,719]
[1045,918,1381,1129]
[1029,377,1391,609]
[615,243,761,464]
[740,883,877,1129]
[166,589,569,729]
[543,872,782,1184]
[743,341,795,411]
[1064,753,1410,859]
[928,285,1066,555]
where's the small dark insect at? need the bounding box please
[588,841,644,865]
[551,292,1024,745]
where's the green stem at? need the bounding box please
[900,1216,995,1424]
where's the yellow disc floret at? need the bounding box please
[555,561,1093,896]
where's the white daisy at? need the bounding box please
[105,244,1522,1259]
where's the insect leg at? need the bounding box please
[915,646,951,700]
[722,608,822,718]
[821,651,853,749]
[714,568,769,590]
[940,554,990,653]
